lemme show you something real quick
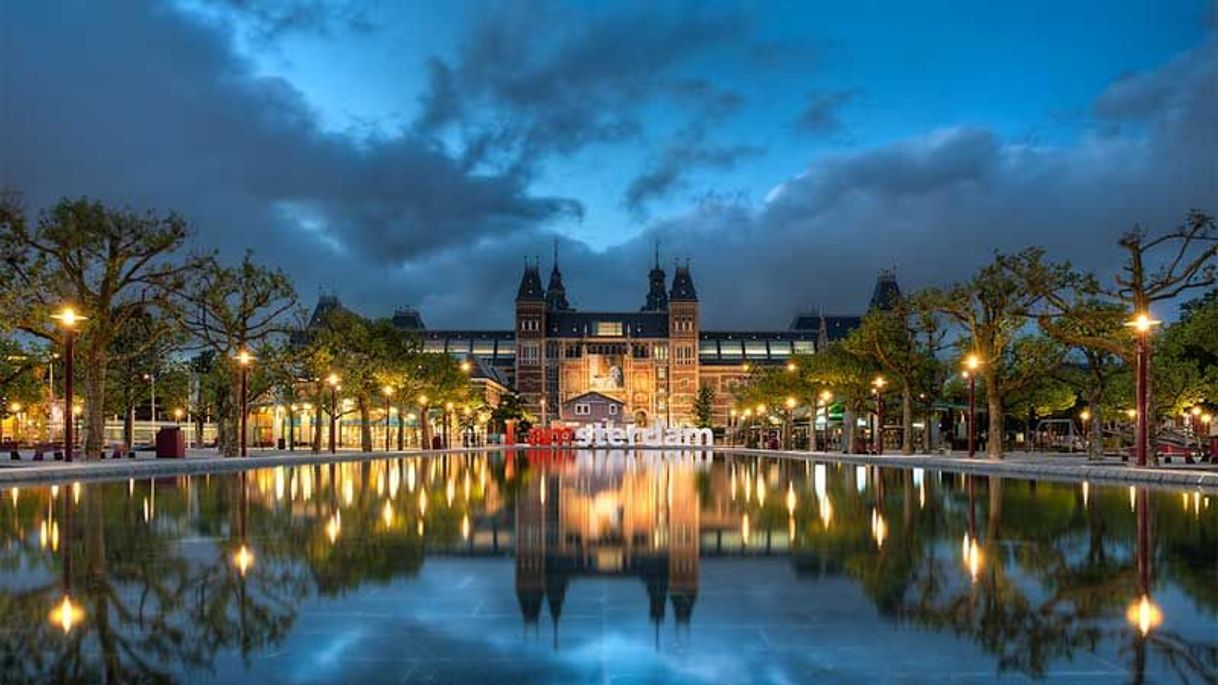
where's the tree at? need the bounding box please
[0,196,200,458]
[845,293,946,454]
[0,339,45,444]
[692,384,715,429]
[103,309,185,450]
[175,252,296,456]
[927,248,1074,459]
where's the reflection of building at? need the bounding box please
[306,252,900,427]
[514,464,701,639]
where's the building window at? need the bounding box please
[632,344,649,359]
[657,366,667,379]
[574,403,590,416]
[519,319,540,332]
[592,321,623,337]
[675,345,694,365]
[794,340,815,355]
[520,343,540,365]
[608,404,618,415]
[654,344,668,360]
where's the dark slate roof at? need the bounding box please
[546,311,669,338]
[461,354,511,388]
[546,264,572,311]
[306,295,350,329]
[391,307,426,330]
[869,270,901,310]
[669,265,697,302]
[787,315,862,340]
[516,265,545,301]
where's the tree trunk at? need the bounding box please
[83,343,108,460]
[420,409,432,450]
[987,388,1004,460]
[1089,402,1103,460]
[218,372,241,457]
[311,410,322,453]
[123,406,134,453]
[358,396,373,452]
[901,385,913,455]
[842,407,857,454]
[396,402,405,451]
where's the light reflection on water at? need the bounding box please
[0,449,1215,684]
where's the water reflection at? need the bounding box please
[0,450,1213,683]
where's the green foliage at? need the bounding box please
[692,383,715,428]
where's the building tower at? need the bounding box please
[545,240,572,311]
[667,261,699,425]
[515,260,547,421]
[641,241,668,312]
[869,269,902,311]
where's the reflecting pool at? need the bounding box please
[1,450,1215,684]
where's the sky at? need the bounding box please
[1,0,1216,328]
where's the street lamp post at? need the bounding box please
[418,394,429,448]
[327,373,340,454]
[871,377,887,455]
[814,390,832,453]
[964,354,981,459]
[50,307,85,462]
[382,386,395,452]
[236,350,253,457]
[1125,313,1160,467]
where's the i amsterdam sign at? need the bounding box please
[526,420,713,448]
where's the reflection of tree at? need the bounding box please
[0,482,306,684]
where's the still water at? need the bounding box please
[1,450,1215,684]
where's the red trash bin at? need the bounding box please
[156,427,186,459]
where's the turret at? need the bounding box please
[869,269,901,311]
[641,241,668,312]
[545,240,572,311]
[669,262,698,302]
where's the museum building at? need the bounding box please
[310,254,900,428]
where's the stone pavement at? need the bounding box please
[1,444,1215,493]
[721,447,1218,493]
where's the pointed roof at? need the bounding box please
[545,239,572,311]
[641,240,668,312]
[669,261,698,302]
[516,261,545,302]
[869,269,901,310]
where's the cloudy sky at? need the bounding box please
[1,1,1215,328]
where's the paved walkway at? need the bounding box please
[1,445,1216,493]
[721,447,1218,493]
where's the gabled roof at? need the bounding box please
[561,391,625,407]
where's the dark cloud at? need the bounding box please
[624,126,763,217]
[415,2,751,167]
[193,0,379,42]
[1,1,1214,332]
[794,89,859,135]
[0,1,575,275]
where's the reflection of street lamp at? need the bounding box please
[1126,594,1162,637]
[871,376,887,455]
[382,386,395,452]
[50,595,84,634]
[327,373,340,454]
[1125,312,1161,466]
[235,349,254,457]
[50,306,85,462]
[232,543,255,577]
[962,533,983,584]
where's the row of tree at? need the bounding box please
[734,210,1218,459]
[0,195,521,458]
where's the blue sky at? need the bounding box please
[2,1,1216,325]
